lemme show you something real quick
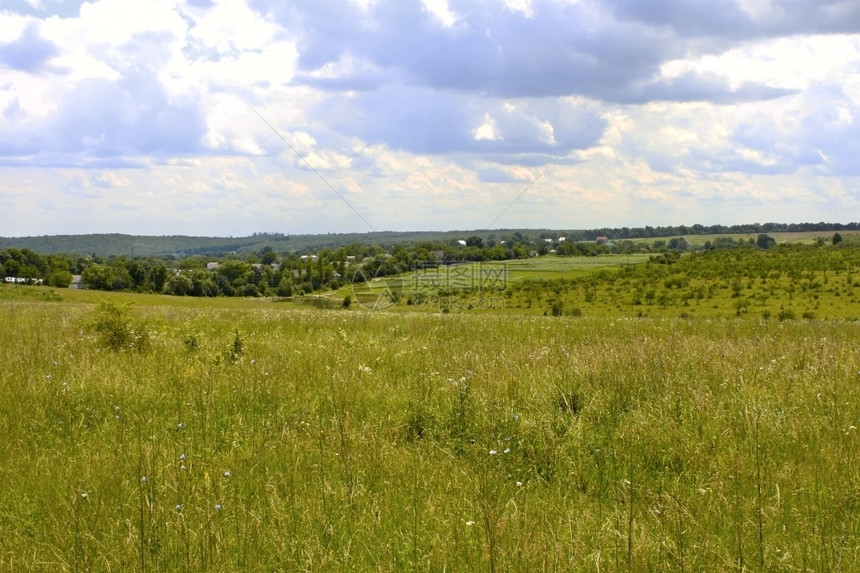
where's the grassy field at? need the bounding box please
[680,230,860,247]
[1,290,859,571]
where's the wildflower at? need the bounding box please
[224,471,231,478]
[141,476,147,483]
[251,359,256,365]
[179,454,186,461]
[114,405,120,412]
[465,520,475,526]
[516,481,523,487]
[489,449,497,455]
[503,448,510,454]
[215,504,222,511]
[177,422,185,430]
[81,492,88,499]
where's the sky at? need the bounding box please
[1,0,859,237]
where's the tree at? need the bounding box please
[668,237,691,251]
[151,264,169,293]
[833,232,843,245]
[46,270,73,288]
[556,242,577,256]
[756,234,776,250]
[465,236,484,248]
[276,277,294,297]
[165,273,193,296]
[81,264,105,289]
[260,247,278,265]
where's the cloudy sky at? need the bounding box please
[1,0,859,237]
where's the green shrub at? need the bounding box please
[85,300,150,351]
[777,308,796,321]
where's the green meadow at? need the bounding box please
[1,275,859,570]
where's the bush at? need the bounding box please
[85,301,150,352]
[46,270,73,288]
[777,309,796,321]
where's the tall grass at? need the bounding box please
[0,297,858,571]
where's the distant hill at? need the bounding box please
[0,231,493,257]
[0,230,558,257]
[2,222,857,257]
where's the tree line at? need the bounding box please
[0,230,849,298]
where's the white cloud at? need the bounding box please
[422,0,458,27]
[474,114,500,140]
[503,0,534,18]
[660,35,860,92]
[186,0,278,54]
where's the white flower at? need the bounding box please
[489,450,497,455]
[141,476,147,483]
[179,454,186,461]
[215,504,222,511]
[465,521,475,526]
[224,471,231,478]
[81,492,88,499]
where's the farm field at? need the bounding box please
[1,291,859,571]
[348,243,860,320]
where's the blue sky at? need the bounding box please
[1,0,859,236]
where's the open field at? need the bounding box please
[680,230,860,247]
[1,292,859,571]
